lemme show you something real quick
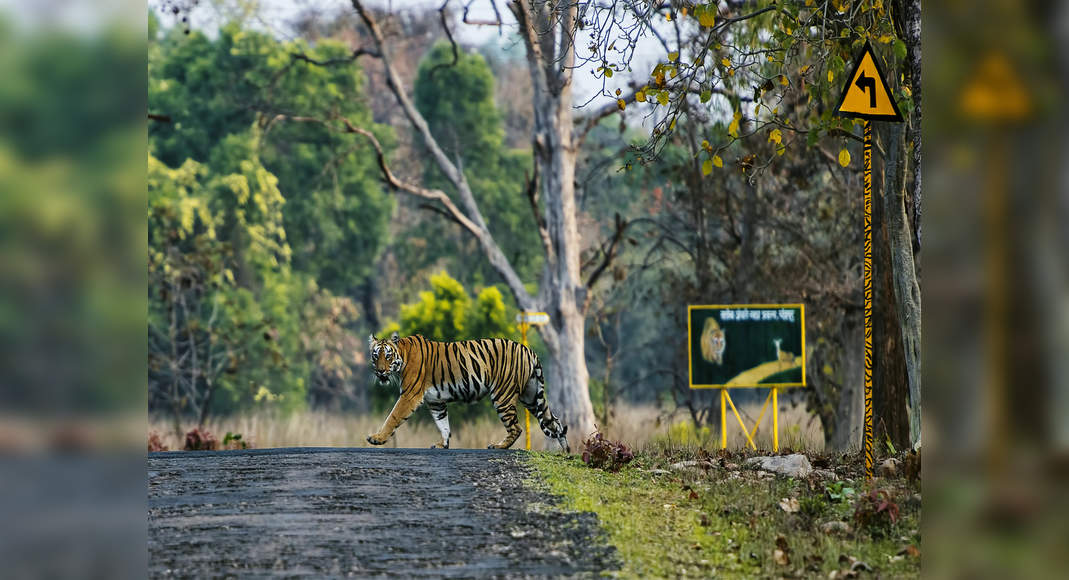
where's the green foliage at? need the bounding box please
[391,271,518,342]
[414,42,503,164]
[149,23,392,295]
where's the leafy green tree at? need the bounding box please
[149,23,393,296]
[148,126,369,426]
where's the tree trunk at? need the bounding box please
[873,125,912,453]
[885,124,923,449]
[829,309,864,451]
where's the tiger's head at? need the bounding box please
[368,332,403,384]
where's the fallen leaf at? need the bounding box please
[898,544,920,558]
[773,549,790,566]
[779,497,800,513]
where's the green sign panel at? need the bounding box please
[688,304,807,388]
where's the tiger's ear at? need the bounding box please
[368,334,376,350]
[391,331,400,344]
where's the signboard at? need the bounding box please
[688,304,806,389]
[834,40,903,121]
[516,312,550,325]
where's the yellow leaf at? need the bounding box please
[636,90,646,102]
[701,139,711,151]
[780,75,789,86]
[838,148,851,167]
[697,6,716,27]
[902,85,912,97]
[666,12,672,21]
[604,67,613,78]
[657,91,669,105]
[768,128,782,145]
[828,69,834,82]
[702,159,713,176]
[668,51,679,62]
[721,57,731,67]
[680,7,688,18]
[799,64,811,75]
[617,98,626,111]
[713,155,724,168]
[728,111,741,138]
[777,144,786,156]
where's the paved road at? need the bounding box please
[148,448,617,578]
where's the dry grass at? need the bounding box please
[149,399,823,452]
[149,410,535,450]
[598,400,824,453]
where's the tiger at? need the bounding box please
[366,332,570,452]
[700,316,726,365]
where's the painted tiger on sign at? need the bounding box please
[366,332,570,452]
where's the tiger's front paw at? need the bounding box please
[366,433,388,446]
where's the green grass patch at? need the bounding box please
[528,451,920,578]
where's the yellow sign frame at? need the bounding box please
[687,304,806,452]
[687,304,806,389]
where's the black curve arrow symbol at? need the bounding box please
[855,71,877,108]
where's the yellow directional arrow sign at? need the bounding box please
[835,40,903,122]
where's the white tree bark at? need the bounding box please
[510,0,596,443]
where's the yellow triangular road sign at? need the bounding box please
[835,40,904,122]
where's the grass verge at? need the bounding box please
[528,450,920,578]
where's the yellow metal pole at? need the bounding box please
[521,322,531,451]
[749,389,773,443]
[863,120,874,478]
[724,390,756,450]
[720,388,727,449]
[773,387,779,452]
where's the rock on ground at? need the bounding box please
[743,454,813,478]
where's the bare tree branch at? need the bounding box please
[351,0,538,315]
[584,213,631,291]
[428,1,460,79]
[522,165,553,259]
[291,47,380,67]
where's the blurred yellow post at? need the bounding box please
[773,387,779,452]
[519,321,531,451]
[515,311,550,451]
[720,388,727,449]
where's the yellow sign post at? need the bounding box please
[834,40,903,479]
[516,311,550,450]
[688,304,806,452]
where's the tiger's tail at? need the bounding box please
[524,361,570,453]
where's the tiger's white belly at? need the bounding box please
[424,379,493,405]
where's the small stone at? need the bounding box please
[878,458,900,478]
[813,468,839,481]
[743,453,813,478]
[821,520,853,535]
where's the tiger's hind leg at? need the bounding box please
[519,363,570,452]
[488,394,522,450]
[428,402,450,449]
